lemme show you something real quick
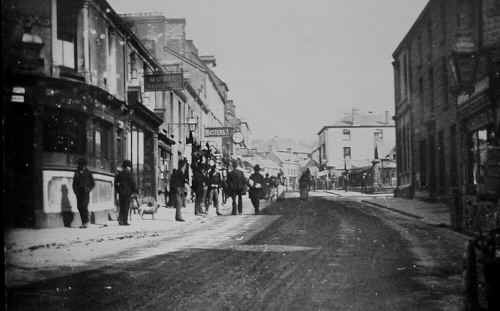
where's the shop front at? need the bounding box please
[452,48,500,233]
[5,76,128,228]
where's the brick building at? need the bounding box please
[392,0,500,232]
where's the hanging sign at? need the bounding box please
[204,127,232,137]
[144,73,184,91]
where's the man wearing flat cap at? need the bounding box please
[115,160,137,225]
[248,164,265,215]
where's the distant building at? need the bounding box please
[317,110,396,177]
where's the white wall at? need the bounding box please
[324,126,395,169]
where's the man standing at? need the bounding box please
[170,162,188,222]
[191,160,206,216]
[248,165,265,215]
[72,158,95,228]
[115,160,137,226]
[206,160,222,216]
[227,160,246,215]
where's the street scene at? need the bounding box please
[3,0,500,310]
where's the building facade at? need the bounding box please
[3,0,164,227]
[317,111,396,177]
[392,0,500,232]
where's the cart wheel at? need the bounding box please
[464,241,479,311]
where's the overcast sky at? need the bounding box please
[110,0,428,142]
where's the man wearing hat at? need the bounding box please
[248,165,265,215]
[72,158,95,228]
[206,159,222,215]
[227,160,247,215]
[115,160,137,225]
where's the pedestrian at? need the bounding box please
[206,160,222,215]
[114,160,137,226]
[221,168,228,205]
[248,165,265,214]
[227,160,246,215]
[299,168,312,200]
[170,161,188,222]
[72,158,95,228]
[264,173,272,201]
[191,160,206,216]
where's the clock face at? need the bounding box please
[232,132,244,144]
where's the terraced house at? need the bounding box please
[392,0,500,232]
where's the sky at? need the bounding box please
[110,0,428,143]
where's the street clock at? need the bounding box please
[232,132,244,144]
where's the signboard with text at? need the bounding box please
[144,73,184,91]
[204,127,232,138]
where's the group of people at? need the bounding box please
[71,152,287,228]
[72,158,138,227]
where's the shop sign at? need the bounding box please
[205,127,232,137]
[144,73,184,91]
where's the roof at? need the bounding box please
[317,111,395,135]
[392,0,432,57]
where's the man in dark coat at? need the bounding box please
[248,165,265,215]
[227,160,246,215]
[72,158,95,228]
[206,161,222,215]
[115,160,137,225]
[191,160,207,216]
[170,161,188,221]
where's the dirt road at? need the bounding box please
[6,197,466,310]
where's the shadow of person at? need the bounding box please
[61,184,73,227]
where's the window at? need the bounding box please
[343,147,351,158]
[129,52,138,79]
[427,19,433,56]
[442,57,449,110]
[417,36,423,66]
[107,28,117,94]
[468,128,493,188]
[56,0,78,69]
[438,130,446,193]
[92,120,112,169]
[44,108,86,154]
[429,68,434,111]
[127,125,145,191]
[450,125,457,186]
[419,77,424,118]
[342,129,351,141]
[419,140,427,188]
[440,1,447,40]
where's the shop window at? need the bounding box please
[419,140,427,188]
[56,0,79,69]
[44,109,86,154]
[127,125,145,193]
[468,128,493,188]
[342,129,351,141]
[92,120,112,169]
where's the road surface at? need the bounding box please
[6,195,466,310]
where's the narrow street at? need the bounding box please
[7,194,466,311]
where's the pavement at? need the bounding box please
[321,189,453,229]
[5,195,277,286]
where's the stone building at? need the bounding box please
[3,0,166,227]
[392,0,500,232]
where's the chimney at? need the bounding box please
[385,110,389,124]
